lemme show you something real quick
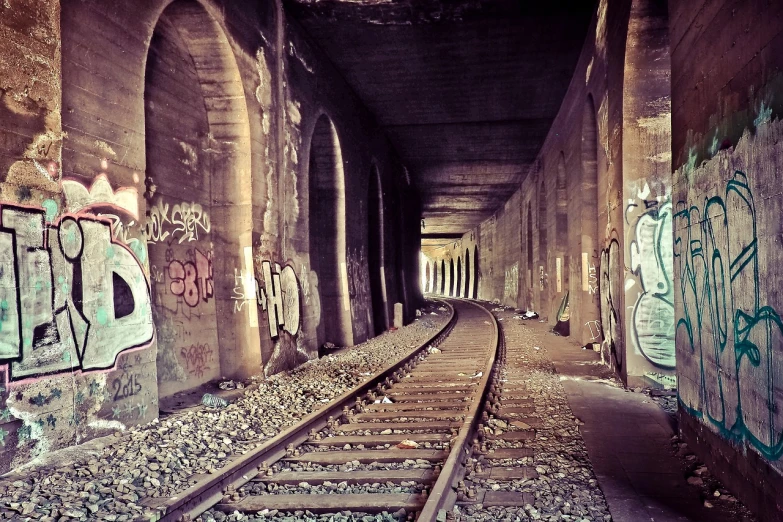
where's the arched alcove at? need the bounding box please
[424,262,431,294]
[440,260,446,294]
[432,260,438,295]
[538,180,548,313]
[464,249,471,298]
[472,245,479,299]
[309,114,352,347]
[556,153,569,251]
[456,257,462,298]
[526,203,533,305]
[581,94,601,346]
[146,0,256,397]
[449,258,455,296]
[368,165,388,335]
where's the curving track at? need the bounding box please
[154,300,508,522]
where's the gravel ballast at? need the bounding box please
[0,304,451,521]
[458,306,612,522]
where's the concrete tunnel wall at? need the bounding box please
[424,0,783,518]
[427,0,675,388]
[670,1,783,519]
[0,0,420,472]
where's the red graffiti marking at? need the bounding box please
[168,249,213,308]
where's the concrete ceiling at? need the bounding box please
[284,0,595,252]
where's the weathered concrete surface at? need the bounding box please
[427,0,675,389]
[286,0,595,239]
[670,0,783,519]
[0,0,419,473]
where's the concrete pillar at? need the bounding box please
[393,302,404,328]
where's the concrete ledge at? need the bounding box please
[679,408,783,522]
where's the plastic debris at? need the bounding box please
[397,440,419,449]
[201,393,229,409]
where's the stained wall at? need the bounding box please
[0,0,416,472]
[670,0,783,518]
[452,0,674,387]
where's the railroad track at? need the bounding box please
[150,299,546,522]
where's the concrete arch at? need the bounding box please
[368,164,388,335]
[449,258,455,296]
[464,248,471,298]
[472,245,479,299]
[145,0,259,396]
[456,256,462,298]
[579,94,601,346]
[432,259,438,295]
[440,259,446,295]
[308,114,353,347]
[526,202,534,308]
[538,178,548,314]
[556,152,568,251]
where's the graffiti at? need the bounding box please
[586,320,602,341]
[599,239,622,368]
[628,200,675,369]
[675,170,783,460]
[257,261,301,339]
[168,249,213,308]
[587,263,598,295]
[145,198,211,244]
[539,265,547,292]
[111,372,142,401]
[101,213,146,263]
[503,263,519,303]
[0,205,153,380]
[62,174,139,219]
[180,343,213,378]
[231,268,257,313]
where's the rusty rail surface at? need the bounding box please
[148,300,458,521]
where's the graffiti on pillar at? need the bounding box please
[585,320,602,341]
[628,200,675,369]
[61,174,147,262]
[231,267,256,313]
[503,263,519,303]
[167,248,214,308]
[599,239,622,369]
[62,174,139,220]
[179,342,214,378]
[0,205,154,381]
[675,169,783,460]
[257,261,301,339]
[145,198,211,245]
[587,262,598,295]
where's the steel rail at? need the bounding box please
[416,299,499,521]
[147,301,457,521]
